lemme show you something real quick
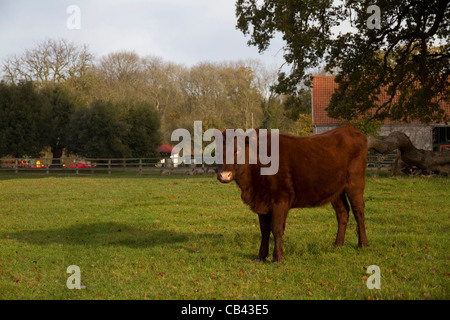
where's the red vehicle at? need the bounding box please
[64,161,92,169]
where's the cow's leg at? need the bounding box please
[347,190,368,247]
[256,213,271,262]
[271,203,289,263]
[332,193,350,246]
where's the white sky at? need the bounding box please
[0,0,286,68]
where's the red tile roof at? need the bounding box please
[312,76,341,125]
[312,76,450,125]
[157,143,173,153]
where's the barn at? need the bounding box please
[312,76,450,151]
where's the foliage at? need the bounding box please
[124,101,162,158]
[260,97,285,130]
[0,80,161,159]
[260,90,312,135]
[39,83,82,159]
[65,100,161,159]
[65,100,131,158]
[236,0,340,93]
[0,38,318,157]
[0,81,46,157]
[282,90,311,121]
[2,38,94,84]
[292,114,313,137]
[340,117,382,136]
[236,0,450,124]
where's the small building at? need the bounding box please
[157,143,173,159]
[157,143,180,167]
[312,76,450,151]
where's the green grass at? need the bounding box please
[0,172,448,300]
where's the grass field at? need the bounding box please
[0,171,448,300]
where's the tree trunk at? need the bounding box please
[367,131,450,176]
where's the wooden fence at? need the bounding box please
[0,153,397,176]
[0,158,165,175]
[366,152,398,170]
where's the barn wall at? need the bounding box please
[313,124,433,150]
[378,124,433,150]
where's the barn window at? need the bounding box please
[432,126,450,151]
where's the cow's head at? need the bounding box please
[217,129,258,183]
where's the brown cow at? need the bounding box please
[216,124,368,262]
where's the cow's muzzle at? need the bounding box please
[217,171,233,183]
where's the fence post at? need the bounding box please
[76,157,79,175]
[46,158,49,175]
[139,159,142,175]
[14,158,18,174]
[108,160,111,175]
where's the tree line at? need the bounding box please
[1,38,311,160]
[0,81,160,160]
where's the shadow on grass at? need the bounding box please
[1,222,222,249]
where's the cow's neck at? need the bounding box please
[234,166,271,215]
[234,167,254,192]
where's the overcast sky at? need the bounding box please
[0,0,286,68]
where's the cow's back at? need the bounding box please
[276,125,367,208]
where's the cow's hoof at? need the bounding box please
[255,256,267,262]
[271,257,283,264]
[358,242,368,248]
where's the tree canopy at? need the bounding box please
[236,0,450,124]
[1,38,314,159]
[65,99,161,159]
[2,38,93,84]
[0,81,45,157]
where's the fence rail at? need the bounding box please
[0,153,397,175]
[366,152,398,170]
[0,158,168,175]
